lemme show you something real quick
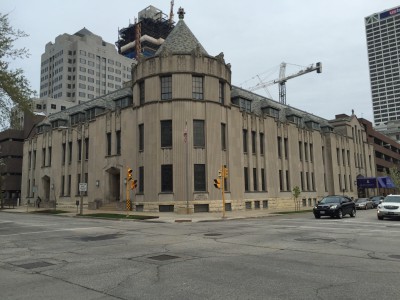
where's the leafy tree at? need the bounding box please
[388,166,400,192]
[292,186,301,211]
[0,13,34,128]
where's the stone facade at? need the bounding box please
[21,11,376,213]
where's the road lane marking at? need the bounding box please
[0,227,105,237]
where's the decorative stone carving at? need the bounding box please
[148,59,156,74]
[191,44,203,58]
[159,46,171,58]
[177,55,186,70]
[215,52,225,63]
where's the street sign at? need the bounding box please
[79,183,87,192]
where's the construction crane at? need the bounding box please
[248,62,322,105]
[169,0,174,26]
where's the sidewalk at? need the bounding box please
[2,205,281,223]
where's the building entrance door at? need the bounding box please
[106,167,120,202]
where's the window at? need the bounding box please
[286,170,290,191]
[161,76,172,100]
[116,131,121,155]
[193,120,205,147]
[42,148,46,167]
[243,129,248,153]
[260,133,264,155]
[192,76,203,100]
[61,144,66,165]
[244,167,249,191]
[261,168,266,191]
[78,140,82,161]
[139,81,145,105]
[139,166,144,193]
[310,143,313,162]
[342,149,345,166]
[85,138,89,160]
[299,142,303,161]
[219,81,225,104]
[48,147,52,166]
[139,124,144,151]
[51,104,56,109]
[161,165,173,192]
[240,98,251,113]
[277,137,282,158]
[251,131,256,154]
[221,123,226,150]
[304,143,308,161]
[301,172,304,191]
[161,120,172,148]
[106,133,111,155]
[68,142,72,164]
[28,151,31,170]
[284,138,288,159]
[253,168,258,191]
[194,164,206,191]
[279,170,283,191]
[67,175,71,196]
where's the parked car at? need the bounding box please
[377,195,400,220]
[370,196,384,208]
[313,195,356,219]
[354,198,373,210]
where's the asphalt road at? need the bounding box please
[1,209,399,300]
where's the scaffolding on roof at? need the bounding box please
[116,5,174,59]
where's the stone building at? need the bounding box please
[21,9,376,213]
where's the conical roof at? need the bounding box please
[74,27,94,37]
[155,8,208,56]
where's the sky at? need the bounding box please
[3,0,400,123]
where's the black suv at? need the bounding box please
[313,195,356,219]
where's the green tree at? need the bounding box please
[0,13,34,128]
[388,166,400,192]
[292,186,301,211]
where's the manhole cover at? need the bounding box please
[148,254,179,261]
[17,261,54,269]
[80,234,121,242]
[388,255,400,260]
[204,233,222,236]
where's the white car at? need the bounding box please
[377,195,400,220]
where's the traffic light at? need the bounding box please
[130,179,137,190]
[214,178,221,189]
[127,168,133,181]
[224,168,228,178]
[218,169,222,178]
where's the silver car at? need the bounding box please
[377,195,400,220]
[355,198,373,210]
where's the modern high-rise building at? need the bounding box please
[365,6,400,125]
[40,28,133,103]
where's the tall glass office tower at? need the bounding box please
[365,6,400,125]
